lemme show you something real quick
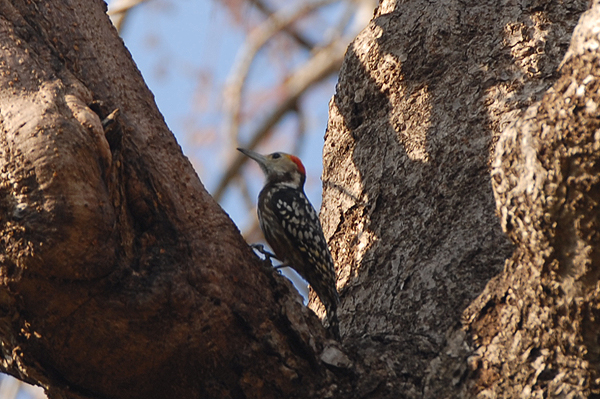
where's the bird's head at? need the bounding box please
[237,148,306,188]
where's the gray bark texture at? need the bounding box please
[321,0,598,397]
[1,0,600,398]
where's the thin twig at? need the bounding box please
[214,38,347,202]
[223,0,339,146]
[247,0,316,50]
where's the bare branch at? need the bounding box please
[223,0,339,146]
[248,0,316,50]
[107,0,150,32]
[214,38,347,202]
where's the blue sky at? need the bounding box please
[121,0,336,209]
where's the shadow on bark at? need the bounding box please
[322,0,588,397]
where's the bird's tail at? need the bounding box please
[323,290,341,340]
[326,305,341,340]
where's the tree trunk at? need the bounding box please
[0,1,341,398]
[322,0,596,397]
[1,0,599,398]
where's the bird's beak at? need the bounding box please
[237,148,268,169]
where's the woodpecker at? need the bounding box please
[238,148,340,340]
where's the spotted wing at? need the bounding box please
[269,188,337,297]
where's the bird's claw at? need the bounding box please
[250,244,276,262]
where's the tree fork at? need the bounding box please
[0,1,342,398]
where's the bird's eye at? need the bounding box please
[271,153,281,159]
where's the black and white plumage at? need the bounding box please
[238,148,340,340]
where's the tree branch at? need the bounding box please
[247,0,316,50]
[223,0,339,146]
[107,0,150,32]
[214,38,346,201]
[0,1,346,398]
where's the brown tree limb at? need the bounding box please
[0,1,345,398]
[2,0,598,398]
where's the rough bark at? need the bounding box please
[465,4,600,397]
[0,1,342,398]
[3,0,600,398]
[322,0,592,397]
